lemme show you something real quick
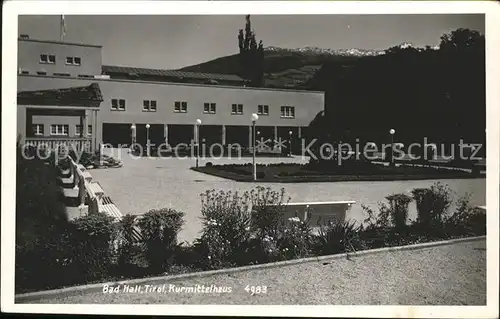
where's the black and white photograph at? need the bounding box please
[2,1,499,317]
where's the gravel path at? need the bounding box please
[28,239,486,305]
[89,149,486,243]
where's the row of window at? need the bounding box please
[110,99,296,118]
[32,124,92,136]
[40,54,82,66]
[19,70,94,78]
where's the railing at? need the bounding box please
[24,137,92,153]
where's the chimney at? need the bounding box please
[19,34,30,40]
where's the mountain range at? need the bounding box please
[178,43,439,89]
[264,45,386,57]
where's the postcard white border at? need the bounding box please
[2,1,499,318]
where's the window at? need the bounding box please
[280,106,295,118]
[66,56,81,66]
[111,99,126,111]
[32,124,44,136]
[143,100,157,112]
[50,124,69,136]
[174,101,188,113]
[78,74,94,78]
[53,72,70,77]
[40,54,55,64]
[204,103,216,114]
[231,104,243,115]
[75,125,82,136]
[36,71,47,75]
[258,104,269,115]
[75,125,92,136]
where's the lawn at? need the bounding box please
[192,161,483,183]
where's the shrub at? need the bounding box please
[315,220,362,255]
[411,182,452,231]
[383,193,412,231]
[445,194,486,236]
[249,186,290,236]
[16,224,74,291]
[138,208,185,273]
[276,217,314,260]
[116,214,141,269]
[194,189,253,269]
[69,212,120,283]
[360,204,394,248]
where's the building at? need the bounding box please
[17,36,325,153]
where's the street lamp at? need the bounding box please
[195,119,202,168]
[146,124,150,157]
[251,113,259,181]
[389,128,395,166]
[288,130,293,156]
[130,124,136,147]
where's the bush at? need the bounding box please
[194,189,253,269]
[249,186,290,236]
[117,214,142,272]
[276,217,314,259]
[445,194,486,236]
[383,193,412,231]
[69,212,120,283]
[138,208,185,273]
[315,220,362,255]
[411,182,452,232]
[16,144,70,292]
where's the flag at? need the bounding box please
[60,15,66,41]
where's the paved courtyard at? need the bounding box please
[90,148,486,243]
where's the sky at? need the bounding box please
[18,14,485,70]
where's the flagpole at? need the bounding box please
[60,15,66,42]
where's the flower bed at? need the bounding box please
[15,182,486,294]
[192,161,482,182]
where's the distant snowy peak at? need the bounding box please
[399,42,414,49]
[265,45,385,57]
[265,43,440,56]
[391,42,440,51]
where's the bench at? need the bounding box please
[100,203,123,220]
[97,202,143,245]
[253,200,355,229]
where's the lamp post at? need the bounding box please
[251,113,259,181]
[195,119,202,168]
[130,124,136,147]
[146,124,150,157]
[389,128,395,166]
[288,130,293,156]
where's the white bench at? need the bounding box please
[253,200,355,228]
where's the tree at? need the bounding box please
[237,15,264,87]
[439,28,485,51]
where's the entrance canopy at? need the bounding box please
[17,82,103,108]
[17,83,104,152]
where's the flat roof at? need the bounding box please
[18,74,325,94]
[18,38,102,48]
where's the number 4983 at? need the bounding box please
[245,285,267,295]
